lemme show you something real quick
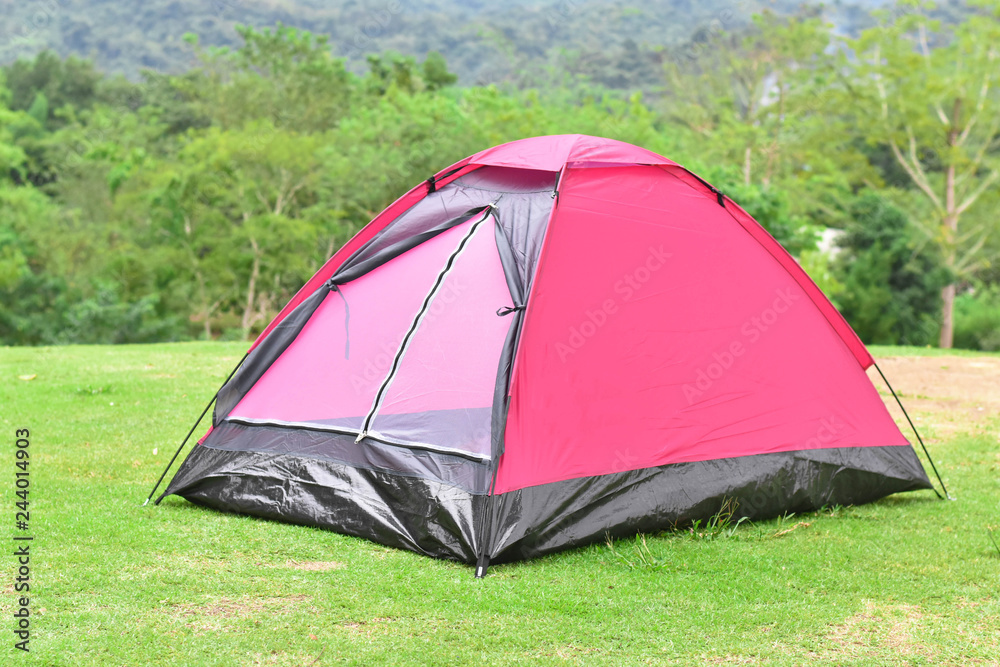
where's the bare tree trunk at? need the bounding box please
[939,99,961,349]
[197,270,212,340]
[939,283,956,348]
[241,236,261,340]
[939,210,958,349]
[183,214,214,340]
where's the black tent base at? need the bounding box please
[162,444,488,563]
[162,436,932,570]
[486,443,932,562]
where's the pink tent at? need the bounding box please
[158,135,936,575]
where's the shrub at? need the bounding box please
[954,285,1000,352]
[834,192,949,346]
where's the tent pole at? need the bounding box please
[143,350,250,506]
[872,361,950,500]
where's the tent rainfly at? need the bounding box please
[151,135,943,577]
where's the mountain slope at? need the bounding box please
[1,0,965,89]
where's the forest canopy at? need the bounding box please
[1,1,998,349]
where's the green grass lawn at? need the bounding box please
[868,344,1000,359]
[2,342,998,665]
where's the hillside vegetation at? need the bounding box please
[1,1,998,349]
[0,0,971,87]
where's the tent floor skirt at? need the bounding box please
[161,444,487,563]
[162,440,931,567]
[488,444,934,563]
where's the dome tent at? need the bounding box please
[154,135,939,576]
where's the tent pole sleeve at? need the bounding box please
[873,361,949,500]
[475,462,501,579]
[143,349,250,506]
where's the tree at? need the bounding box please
[841,1,1000,347]
[661,11,831,188]
[421,52,458,91]
[0,182,78,345]
[184,25,354,133]
[125,124,332,340]
[2,51,101,125]
[658,10,874,229]
[834,192,950,345]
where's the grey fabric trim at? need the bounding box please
[332,205,492,285]
[169,420,492,494]
[486,182,544,460]
[227,416,357,436]
[489,313,521,460]
[494,223,525,305]
[455,166,556,194]
[337,168,554,295]
[224,415,491,462]
[489,218,526,457]
[227,408,493,463]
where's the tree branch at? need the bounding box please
[953,229,989,276]
[957,104,1000,186]
[887,135,943,211]
[956,63,992,147]
[918,23,950,126]
[955,169,1000,216]
[873,45,890,121]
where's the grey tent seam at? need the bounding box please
[328,284,351,360]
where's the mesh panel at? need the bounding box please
[369,219,513,458]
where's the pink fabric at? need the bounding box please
[468,135,677,172]
[663,166,873,369]
[230,220,480,427]
[496,166,909,493]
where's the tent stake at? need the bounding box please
[873,361,950,500]
[143,350,250,506]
